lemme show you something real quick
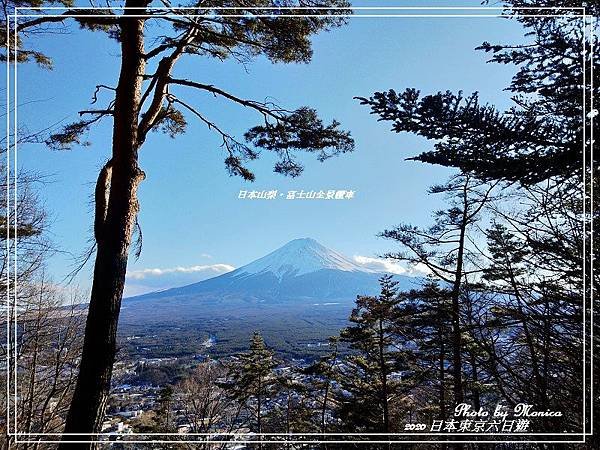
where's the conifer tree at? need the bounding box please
[358,2,594,440]
[155,385,175,433]
[223,332,278,447]
[475,209,585,432]
[398,279,453,423]
[265,370,313,440]
[356,5,597,185]
[380,175,495,408]
[303,336,341,437]
[338,275,407,433]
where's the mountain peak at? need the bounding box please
[281,237,324,250]
[289,237,319,244]
[234,238,373,279]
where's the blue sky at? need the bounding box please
[11,4,527,296]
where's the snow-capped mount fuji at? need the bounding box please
[235,238,375,279]
[119,239,418,354]
[124,238,414,312]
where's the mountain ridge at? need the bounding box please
[119,238,421,358]
[124,238,418,306]
[232,237,375,279]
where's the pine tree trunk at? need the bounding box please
[469,353,480,411]
[450,188,468,408]
[448,185,469,450]
[438,332,446,419]
[439,334,447,450]
[257,387,262,450]
[60,3,147,446]
[378,318,389,433]
[321,383,329,434]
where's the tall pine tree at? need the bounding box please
[223,332,278,448]
[338,275,408,433]
[397,279,453,424]
[380,175,496,408]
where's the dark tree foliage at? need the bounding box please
[338,275,410,433]
[154,385,175,432]
[245,107,354,177]
[264,371,314,435]
[357,4,597,185]
[222,332,278,440]
[381,175,496,409]
[473,182,586,432]
[355,1,594,441]
[10,1,357,181]
[397,280,454,424]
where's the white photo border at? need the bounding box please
[5,5,594,446]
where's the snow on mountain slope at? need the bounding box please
[234,237,374,279]
[124,238,419,307]
[120,239,422,340]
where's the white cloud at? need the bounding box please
[124,263,235,297]
[123,284,156,298]
[352,255,407,275]
[126,264,235,280]
[352,256,432,277]
[411,262,433,276]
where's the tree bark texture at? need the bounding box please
[60,1,148,446]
